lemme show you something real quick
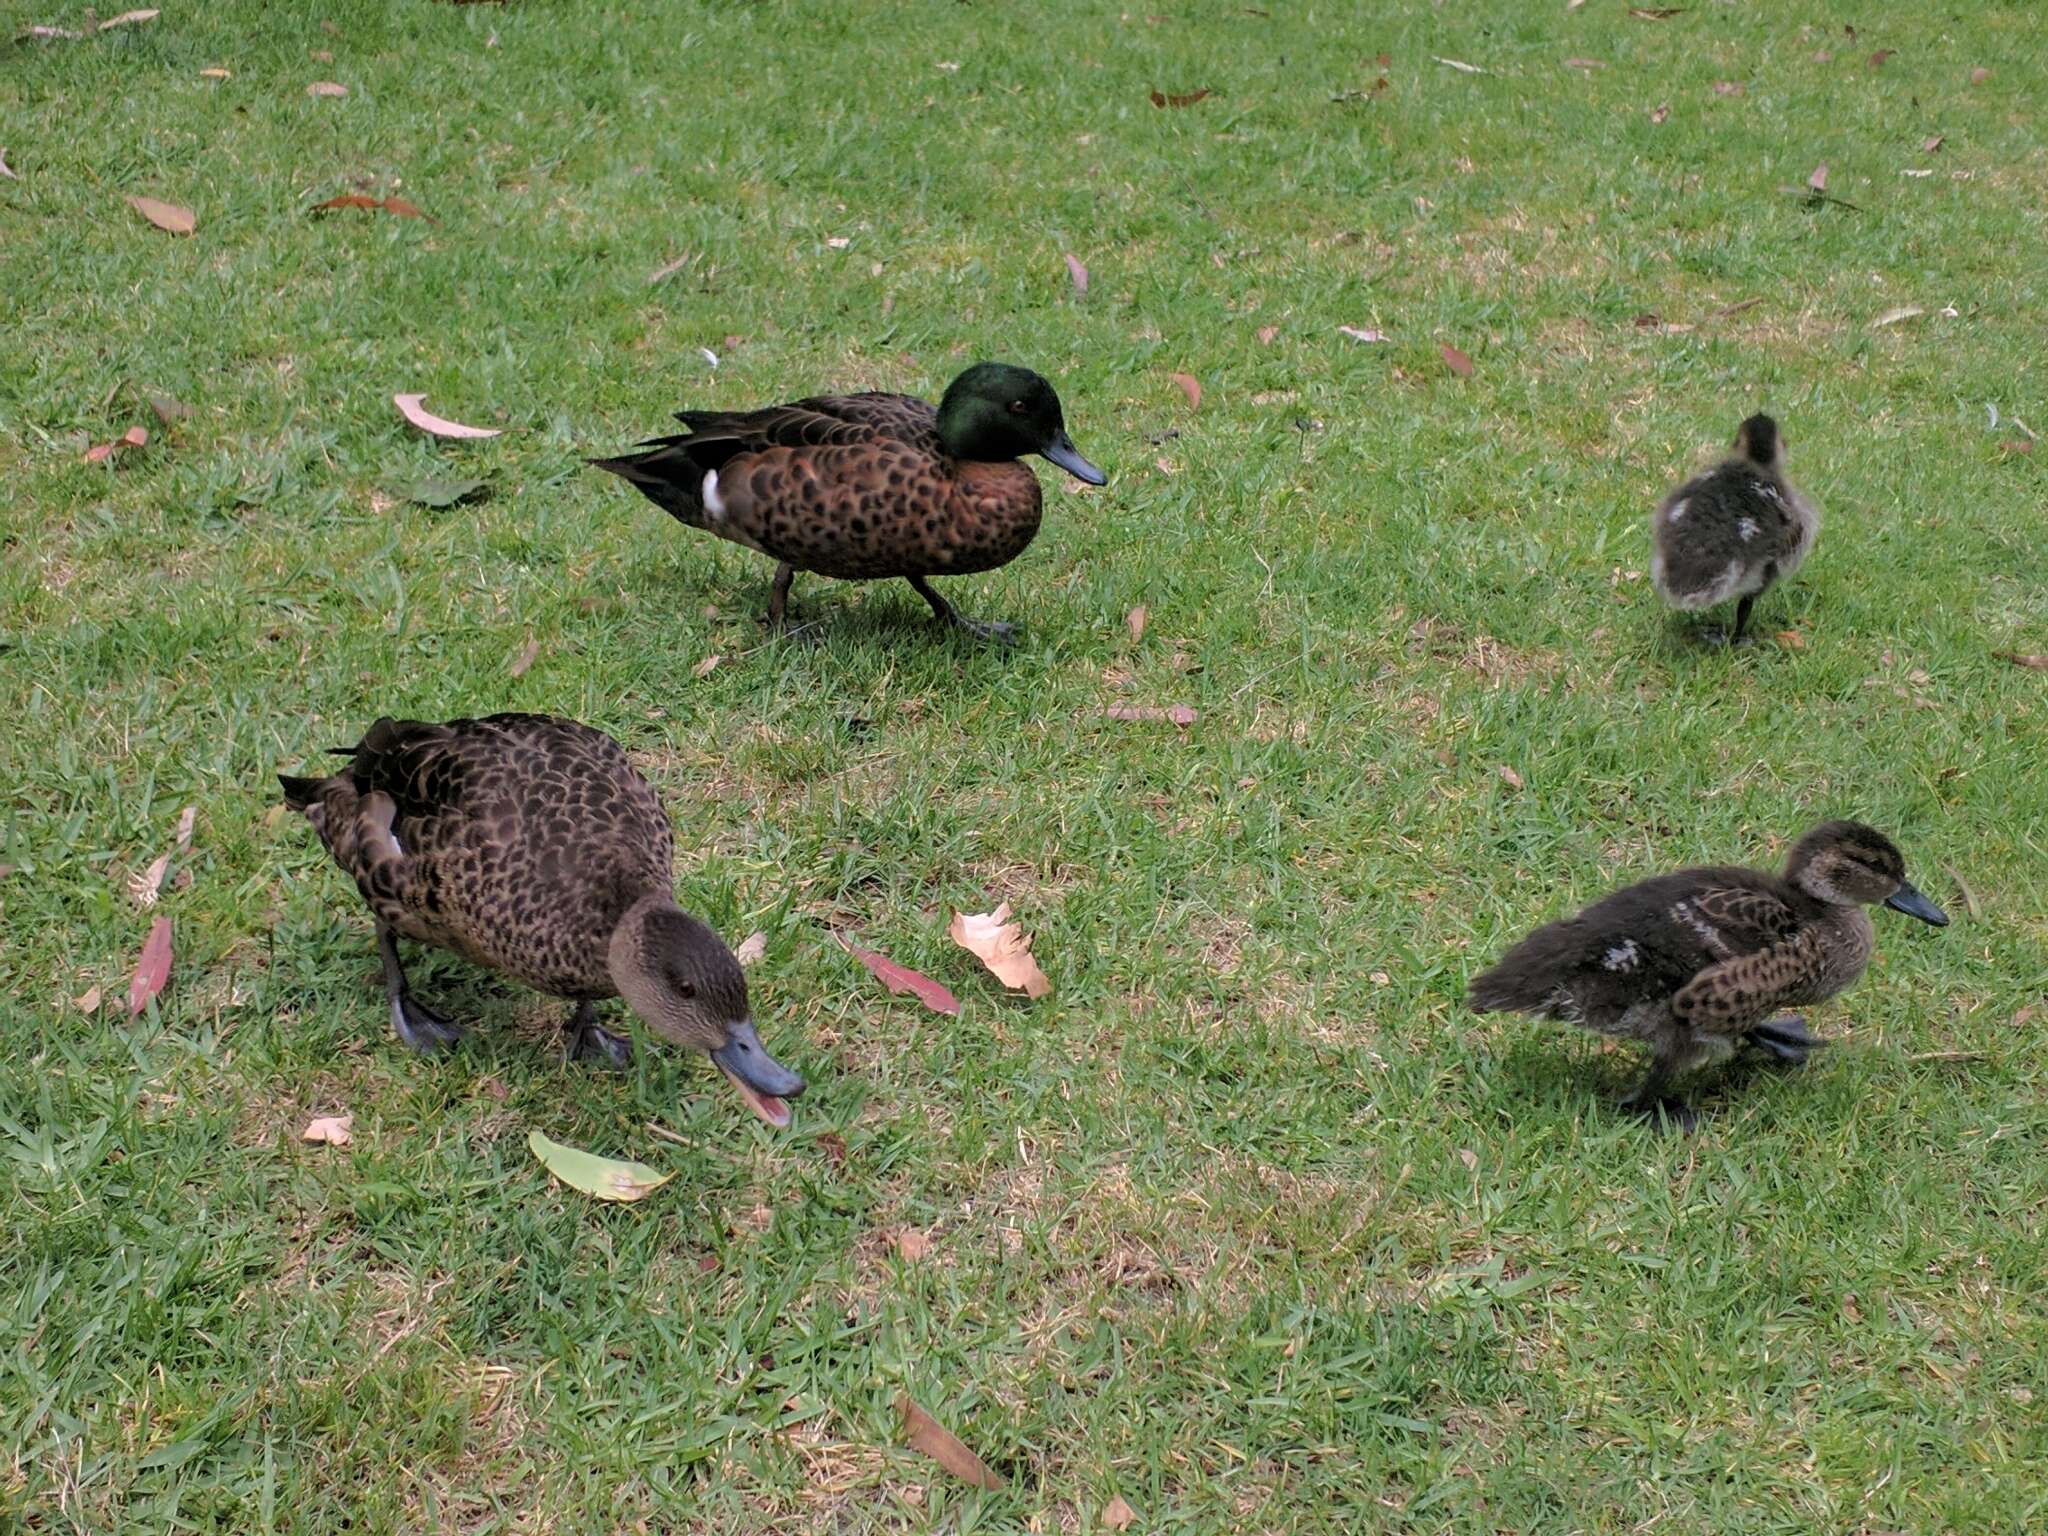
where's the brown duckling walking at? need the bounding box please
[279,713,805,1127]
[590,361,1105,642]
[1651,413,1819,645]
[1467,821,1947,1129]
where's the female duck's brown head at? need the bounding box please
[1787,821,1947,923]
[608,896,806,1126]
[935,362,1106,484]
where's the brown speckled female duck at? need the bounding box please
[279,713,805,1127]
[1467,821,1947,1129]
[1651,413,1819,645]
[590,361,1105,641]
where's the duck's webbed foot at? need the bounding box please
[763,562,797,631]
[377,929,464,1054]
[1620,1088,1699,1133]
[906,575,1017,646]
[565,1001,634,1069]
[1749,1013,1823,1064]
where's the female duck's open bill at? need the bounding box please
[1042,432,1106,486]
[1884,881,1949,926]
[712,1018,806,1128]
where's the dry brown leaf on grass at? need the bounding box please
[1868,49,1894,70]
[733,931,768,966]
[1649,102,1671,123]
[892,1228,933,1261]
[100,9,159,28]
[1993,652,2048,670]
[200,66,230,80]
[692,654,722,678]
[1338,325,1387,343]
[1712,80,1745,96]
[1807,163,1829,193]
[949,904,1051,998]
[129,853,170,908]
[128,196,195,235]
[1149,87,1211,107]
[835,932,962,1015]
[1922,135,1944,153]
[149,394,192,425]
[508,637,540,677]
[307,80,349,97]
[897,1395,1003,1489]
[1256,324,1279,344]
[75,986,103,1014]
[1497,764,1524,790]
[313,194,430,219]
[83,425,148,464]
[1872,305,1925,329]
[1169,372,1201,409]
[1125,604,1148,643]
[1434,56,1485,74]
[127,917,172,1016]
[1970,67,1990,85]
[1439,342,1475,377]
[815,1129,848,1166]
[1775,629,1807,650]
[1104,704,1197,727]
[24,24,84,38]
[1103,1494,1137,1530]
[1064,253,1089,295]
[393,393,503,439]
[302,1113,353,1146]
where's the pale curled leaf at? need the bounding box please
[1104,1495,1137,1530]
[1872,305,1925,329]
[1104,704,1197,727]
[0,148,14,180]
[1649,102,1671,124]
[307,81,349,98]
[733,931,768,966]
[528,1130,673,1202]
[1433,56,1485,74]
[130,852,170,908]
[949,904,1051,999]
[897,1395,1003,1489]
[1993,651,2048,670]
[174,806,196,850]
[1064,253,1088,294]
[1169,371,1201,409]
[99,8,159,28]
[892,1227,933,1261]
[75,986,103,1014]
[393,393,503,439]
[302,1114,353,1146]
[508,637,540,677]
[1338,325,1387,343]
[127,917,172,1016]
[1807,163,1829,193]
[1125,604,1148,643]
[128,196,195,234]
[1497,764,1524,790]
[1256,324,1279,344]
[835,932,962,1015]
[199,66,230,80]
[1439,342,1475,377]
[692,654,723,678]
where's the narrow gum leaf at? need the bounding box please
[127,917,173,1016]
[897,1395,1004,1489]
[835,932,962,1016]
[528,1130,673,1202]
[393,393,503,439]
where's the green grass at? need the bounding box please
[5,1,2047,1530]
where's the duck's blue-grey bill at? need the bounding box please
[713,1019,807,1098]
[1884,882,1949,926]
[1043,433,1107,486]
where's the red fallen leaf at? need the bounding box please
[1104,704,1197,727]
[1149,87,1211,108]
[1994,652,2048,670]
[1064,253,1088,295]
[1438,342,1474,377]
[835,932,961,1016]
[897,1395,1003,1489]
[84,425,148,464]
[307,80,349,97]
[1867,49,1893,70]
[1970,67,1990,85]
[1807,163,1829,193]
[1169,372,1201,409]
[314,194,430,219]
[1649,102,1671,123]
[393,393,502,439]
[1126,604,1148,642]
[1256,325,1279,344]
[1712,80,1745,96]
[127,916,172,1016]
[1997,439,2033,456]
[1497,764,1524,790]
[815,1130,848,1167]
[128,196,195,234]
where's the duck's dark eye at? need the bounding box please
[1009,399,1028,414]
[679,981,697,999]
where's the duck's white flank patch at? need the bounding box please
[1602,938,1642,973]
[1738,516,1760,542]
[701,468,727,521]
[1667,498,1688,522]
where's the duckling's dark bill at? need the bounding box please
[713,1020,806,1128]
[1884,882,1949,926]
[1042,433,1106,486]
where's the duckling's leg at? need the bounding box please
[564,1000,634,1070]
[1748,1013,1823,1064]
[1619,1022,1704,1131]
[377,926,464,1054]
[765,562,796,630]
[906,575,1016,645]
[1729,592,1759,645]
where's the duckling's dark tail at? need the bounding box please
[1466,924,1580,1015]
[277,773,326,812]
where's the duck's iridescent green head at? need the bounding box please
[935,362,1106,485]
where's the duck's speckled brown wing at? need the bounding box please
[309,714,674,997]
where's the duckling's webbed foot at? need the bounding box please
[906,575,1017,646]
[378,928,464,1054]
[565,1001,634,1070]
[1620,1088,1699,1133]
[1749,1013,1823,1064]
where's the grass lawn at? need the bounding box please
[5,0,2047,1530]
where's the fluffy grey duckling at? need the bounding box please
[1651,413,1819,644]
[279,713,806,1127]
[1467,821,1947,1129]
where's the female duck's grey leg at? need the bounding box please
[1748,1013,1822,1064]
[907,574,1015,644]
[565,1000,633,1069]
[765,562,796,630]
[378,926,463,1053]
